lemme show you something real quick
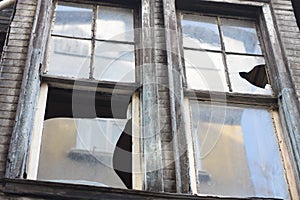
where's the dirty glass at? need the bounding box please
[47,37,90,78]
[37,118,129,188]
[93,42,135,82]
[182,15,221,50]
[184,50,228,91]
[227,55,272,95]
[221,18,262,55]
[97,6,134,42]
[190,102,288,199]
[53,4,93,38]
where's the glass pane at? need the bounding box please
[227,55,272,95]
[221,18,262,54]
[93,42,135,82]
[184,50,228,91]
[53,4,93,38]
[37,118,129,189]
[47,37,90,79]
[97,6,134,42]
[182,15,221,50]
[190,102,288,199]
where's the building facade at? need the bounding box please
[0,0,300,199]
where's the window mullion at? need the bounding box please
[90,5,98,79]
[217,16,232,92]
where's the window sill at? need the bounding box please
[3,178,281,200]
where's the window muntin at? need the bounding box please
[45,2,135,82]
[182,13,271,95]
[189,101,288,199]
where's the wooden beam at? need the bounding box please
[5,0,53,178]
[163,0,191,193]
[140,0,164,192]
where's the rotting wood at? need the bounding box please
[141,0,164,192]
[163,0,191,193]
[3,178,283,200]
[5,0,53,179]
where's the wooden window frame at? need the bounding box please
[173,0,299,199]
[28,0,143,190]
[43,0,142,85]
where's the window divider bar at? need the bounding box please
[90,5,97,79]
[217,16,232,92]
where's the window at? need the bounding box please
[182,14,271,95]
[44,1,136,82]
[179,10,289,199]
[26,0,140,190]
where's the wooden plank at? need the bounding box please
[140,0,164,192]
[132,92,143,190]
[262,3,300,196]
[3,178,281,200]
[26,83,48,180]
[5,0,53,178]
[163,0,191,193]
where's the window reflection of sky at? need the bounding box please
[182,15,221,50]
[190,102,289,199]
[221,18,262,55]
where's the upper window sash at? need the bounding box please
[44,1,136,83]
[180,12,272,96]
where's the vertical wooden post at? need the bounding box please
[162,0,191,193]
[141,0,164,192]
[6,0,53,178]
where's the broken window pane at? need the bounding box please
[97,6,134,42]
[93,42,135,82]
[182,15,221,50]
[221,18,262,55]
[190,102,288,199]
[53,4,93,38]
[184,50,228,91]
[47,37,91,79]
[227,55,272,95]
[37,118,129,189]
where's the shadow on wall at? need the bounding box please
[292,0,300,30]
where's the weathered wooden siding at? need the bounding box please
[154,0,177,193]
[272,0,300,104]
[271,0,300,195]
[0,0,37,182]
[0,0,298,199]
[0,5,14,56]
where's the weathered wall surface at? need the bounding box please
[272,0,300,104]
[0,0,37,199]
[0,0,298,199]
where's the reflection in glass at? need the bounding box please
[93,42,135,82]
[97,6,134,42]
[47,37,90,78]
[184,50,228,91]
[227,55,272,95]
[53,4,93,38]
[182,15,221,50]
[190,102,288,199]
[221,18,262,55]
[37,118,129,188]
